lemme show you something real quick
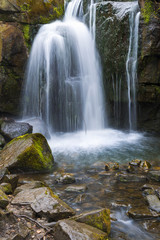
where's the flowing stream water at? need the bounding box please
[22,0,160,239]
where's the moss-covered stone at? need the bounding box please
[0,189,9,209]
[71,208,110,235]
[0,183,12,194]
[0,133,54,173]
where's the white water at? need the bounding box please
[22,0,105,133]
[126,5,140,130]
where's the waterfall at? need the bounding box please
[22,0,105,133]
[126,5,140,130]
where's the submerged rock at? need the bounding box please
[65,185,87,193]
[0,119,32,140]
[55,173,76,184]
[54,219,107,240]
[105,162,119,171]
[12,187,75,221]
[0,133,54,173]
[129,159,141,166]
[71,208,110,234]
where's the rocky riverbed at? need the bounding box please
[0,119,160,239]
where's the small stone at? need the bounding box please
[0,182,12,194]
[105,162,119,171]
[146,195,160,212]
[0,189,9,209]
[126,165,135,173]
[140,161,151,171]
[65,185,87,193]
[2,174,19,191]
[129,159,141,166]
[55,173,76,184]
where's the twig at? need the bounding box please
[13,213,50,231]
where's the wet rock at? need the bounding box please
[0,183,12,194]
[127,206,159,219]
[55,173,76,184]
[0,119,32,140]
[0,134,5,148]
[126,165,135,173]
[140,160,151,171]
[143,188,155,196]
[98,171,112,177]
[71,208,110,234]
[149,171,160,182]
[2,174,19,191]
[140,184,155,191]
[116,173,146,182]
[74,193,87,203]
[54,219,107,240]
[129,159,141,166]
[65,184,87,193]
[146,195,160,213]
[105,162,119,171]
[12,187,75,221]
[0,189,9,209]
[0,133,54,173]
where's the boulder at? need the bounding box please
[54,219,107,240]
[12,187,75,221]
[0,189,9,209]
[0,119,32,140]
[71,208,110,234]
[0,133,54,173]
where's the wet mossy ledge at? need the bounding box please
[0,133,54,173]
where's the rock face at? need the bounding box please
[137,0,160,132]
[0,0,64,116]
[0,133,54,173]
[95,1,131,127]
[54,219,107,240]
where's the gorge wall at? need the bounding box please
[0,0,64,116]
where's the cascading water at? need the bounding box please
[126,5,140,130]
[22,0,105,133]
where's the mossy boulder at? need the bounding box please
[54,219,108,240]
[71,208,110,235]
[0,183,12,194]
[0,133,54,173]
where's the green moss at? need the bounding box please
[141,0,156,24]
[22,24,30,49]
